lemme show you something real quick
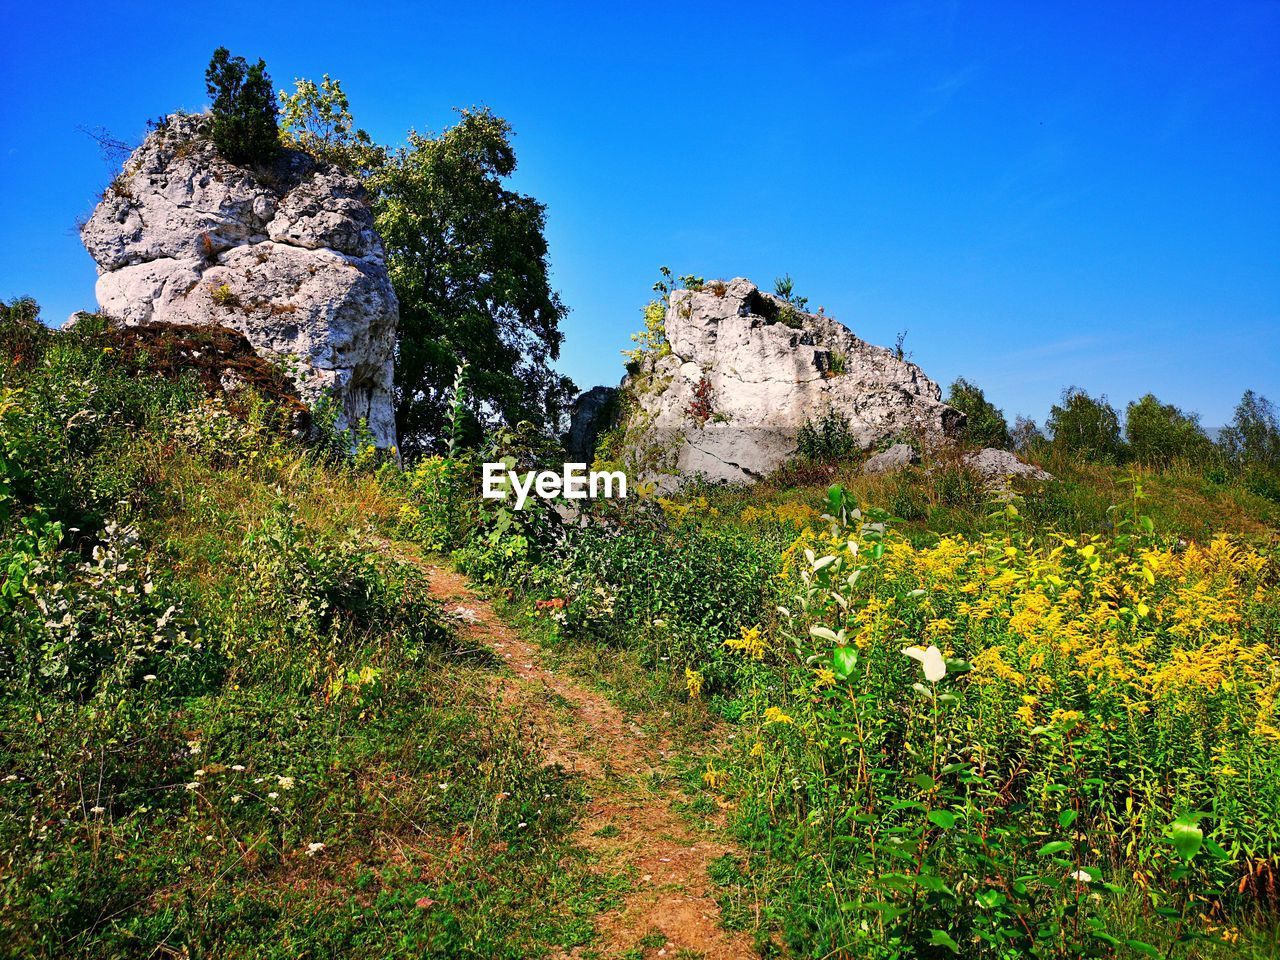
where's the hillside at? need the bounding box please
[3,301,1278,959]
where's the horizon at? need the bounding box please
[2,1,1277,427]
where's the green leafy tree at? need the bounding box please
[369,109,573,455]
[1220,390,1280,469]
[946,377,1010,449]
[1010,416,1046,457]
[1046,387,1125,463]
[1124,393,1213,466]
[773,274,809,310]
[205,47,278,166]
[277,75,380,172]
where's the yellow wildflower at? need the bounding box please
[725,624,768,660]
[702,762,728,789]
[763,707,794,725]
[685,667,704,700]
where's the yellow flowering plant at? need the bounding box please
[726,483,1280,956]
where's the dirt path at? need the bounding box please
[424,564,755,959]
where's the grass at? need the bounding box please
[0,317,622,958]
[4,308,1278,958]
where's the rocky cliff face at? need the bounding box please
[581,278,962,484]
[81,114,398,448]
[564,385,618,461]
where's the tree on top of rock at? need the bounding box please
[205,47,279,166]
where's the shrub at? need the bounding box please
[1047,386,1126,463]
[773,274,809,310]
[946,376,1010,449]
[714,486,1280,956]
[204,47,279,166]
[795,410,858,463]
[1124,393,1214,466]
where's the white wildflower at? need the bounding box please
[305,842,325,856]
[903,645,947,683]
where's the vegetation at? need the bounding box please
[4,281,1279,957]
[205,47,278,166]
[277,74,380,172]
[774,274,809,310]
[1221,389,1280,471]
[1125,393,1215,467]
[948,376,1011,449]
[394,444,1279,958]
[274,71,573,456]
[1047,387,1126,464]
[385,281,1280,956]
[0,305,608,958]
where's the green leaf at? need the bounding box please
[976,889,1006,910]
[1059,809,1078,829]
[1203,837,1229,860]
[928,930,960,954]
[912,774,936,792]
[1037,840,1073,856]
[826,484,844,514]
[1126,939,1161,957]
[928,810,956,829]
[832,646,857,680]
[1169,813,1204,861]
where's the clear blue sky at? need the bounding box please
[2,2,1277,426]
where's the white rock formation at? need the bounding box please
[863,443,921,474]
[605,278,962,483]
[963,448,1053,486]
[81,113,398,448]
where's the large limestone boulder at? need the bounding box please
[599,278,962,483]
[81,113,398,448]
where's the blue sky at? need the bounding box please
[2,2,1277,426]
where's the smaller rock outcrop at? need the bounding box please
[963,448,1053,486]
[81,113,399,448]
[863,443,921,474]
[593,278,963,484]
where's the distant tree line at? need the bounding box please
[946,377,1280,485]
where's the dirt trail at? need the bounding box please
[425,565,755,959]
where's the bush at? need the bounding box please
[1047,386,1125,463]
[796,410,859,463]
[714,487,1280,956]
[205,47,279,166]
[1124,393,1214,466]
[946,376,1010,449]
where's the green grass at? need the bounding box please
[0,318,620,958]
